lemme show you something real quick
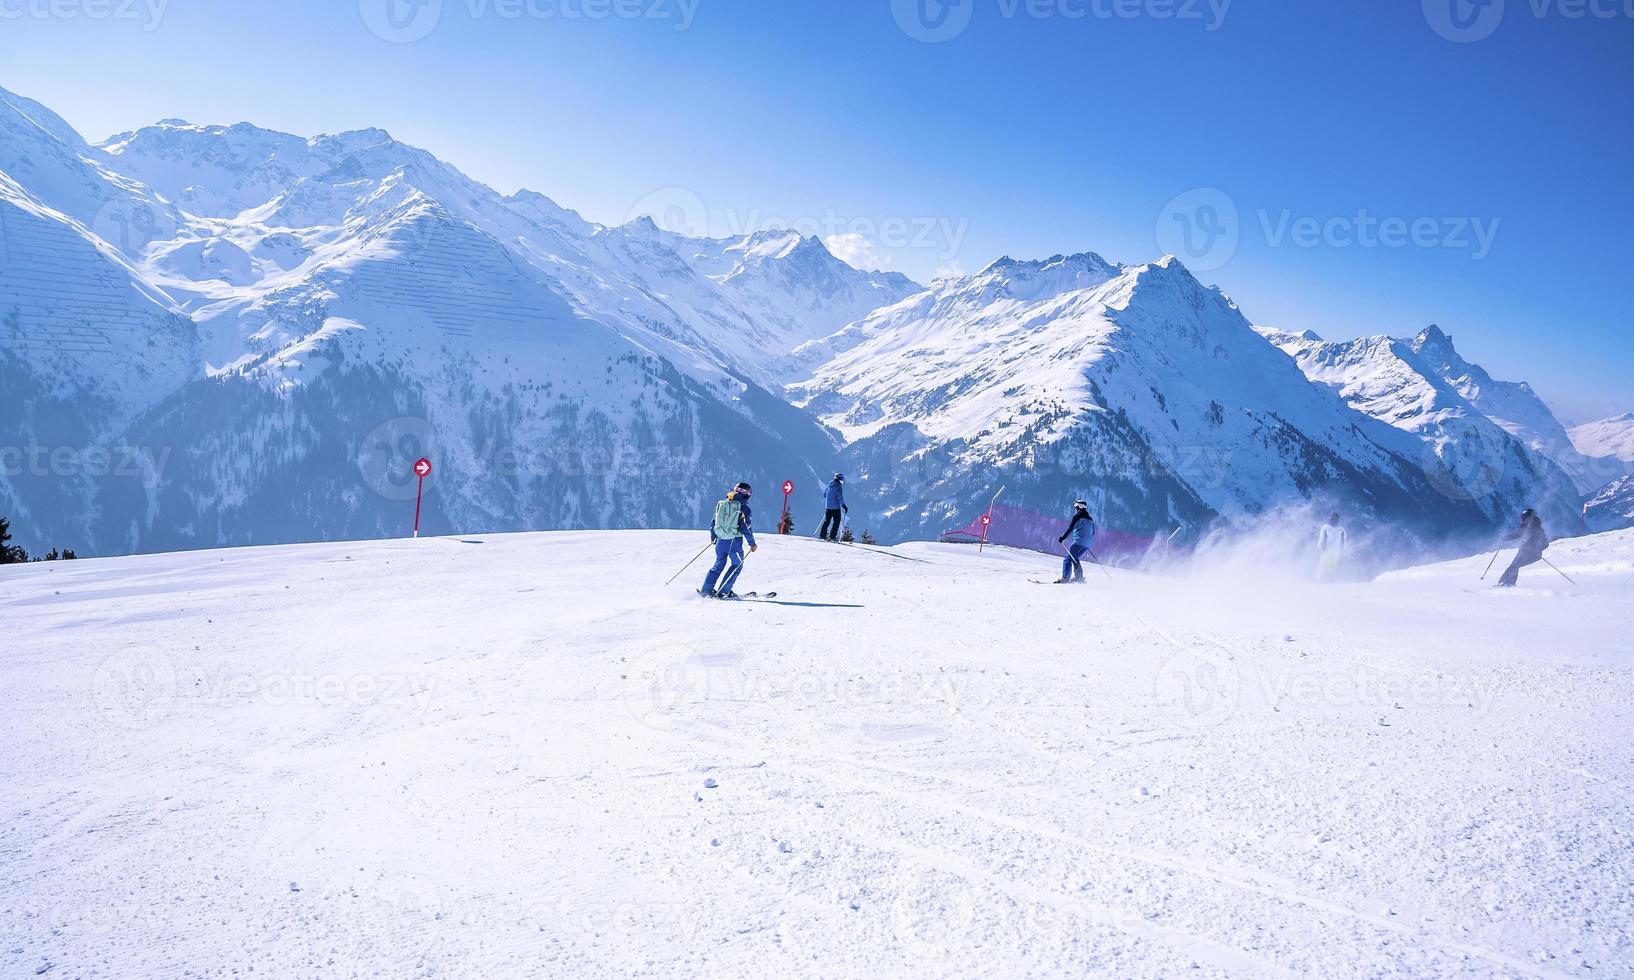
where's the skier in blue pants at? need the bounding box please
[700,482,758,599]
[1054,500,1095,584]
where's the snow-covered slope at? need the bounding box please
[793,254,1491,543]
[1259,326,1585,534]
[5,528,1632,976]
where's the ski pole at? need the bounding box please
[1085,547,1114,581]
[665,541,713,586]
[1480,550,1502,580]
[1540,557,1578,587]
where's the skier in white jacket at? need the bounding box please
[1316,512,1346,580]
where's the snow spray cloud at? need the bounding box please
[358,0,702,43]
[0,0,167,30]
[1423,0,1634,43]
[623,186,970,273]
[1156,187,1501,273]
[1167,498,1440,582]
[891,0,1231,43]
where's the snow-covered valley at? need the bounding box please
[5,529,1631,977]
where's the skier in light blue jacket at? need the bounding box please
[700,482,758,599]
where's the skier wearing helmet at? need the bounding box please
[819,473,848,543]
[1496,508,1549,588]
[1054,500,1095,584]
[700,482,758,599]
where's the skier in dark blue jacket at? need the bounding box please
[1054,500,1095,584]
[701,482,758,598]
[819,473,848,542]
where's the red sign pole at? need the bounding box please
[780,480,794,534]
[412,457,432,538]
[978,484,1005,554]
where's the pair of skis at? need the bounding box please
[701,591,777,601]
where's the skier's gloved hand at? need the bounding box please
[843,505,849,514]
[1057,535,1066,544]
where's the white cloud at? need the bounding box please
[823,233,890,271]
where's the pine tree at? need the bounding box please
[841,524,854,544]
[779,511,794,534]
[860,530,877,545]
[0,515,25,564]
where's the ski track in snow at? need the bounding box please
[3,530,1632,978]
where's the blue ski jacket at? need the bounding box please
[1061,511,1095,547]
[824,479,846,509]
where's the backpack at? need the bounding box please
[713,497,743,540]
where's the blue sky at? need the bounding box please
[4,0,1630,419]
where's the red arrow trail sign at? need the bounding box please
[412,457,432,538]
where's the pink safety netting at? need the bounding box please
[939,503,1168,567]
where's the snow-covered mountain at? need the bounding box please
[1409,325,1613,494]
[1257,325,1585,534]
[790,254,1493,543]
[1,84,1607,557]
[1582,474,1634,533]
[0,85,915,555]
[1570,412,1634,467]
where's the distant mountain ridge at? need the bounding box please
[0,83,1604,556]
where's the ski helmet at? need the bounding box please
[833,473,845,482]
[1073,499,1088,510]
[734,482,753,498]
[1520,508,1535,520]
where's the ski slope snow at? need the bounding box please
[4,530,1632,977]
